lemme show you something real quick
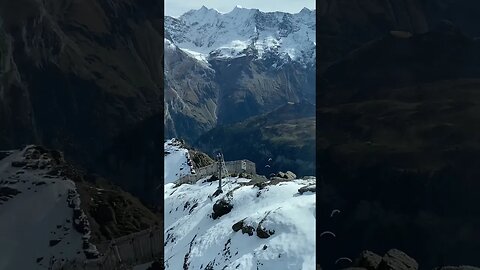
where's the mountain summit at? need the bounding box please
[165,6,315,65]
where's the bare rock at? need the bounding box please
[241,225,255,236]
[285,171,296,179]
[353,250,382,270]
[377,249,418,270]
[298,184,316,194]
[212,198,233,219]
[256,224,275,239]
[232,219,245,232]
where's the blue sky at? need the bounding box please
[165,0,316,17]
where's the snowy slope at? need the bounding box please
[164,139,316,269]
[165,6,316,65]
[0,146,96,270]
[164,176,316,270]
[164,139,194,183]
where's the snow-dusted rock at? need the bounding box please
[164,139,194,184]
[0,146,96,269]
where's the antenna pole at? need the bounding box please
[217,152,223,192]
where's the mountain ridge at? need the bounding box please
[164,6,316,142]
[165,6,315,65]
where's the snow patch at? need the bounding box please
[0,146,92,269]
[164,139,194,183]
[164,175,316,269]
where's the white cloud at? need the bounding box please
[165,0,315,17]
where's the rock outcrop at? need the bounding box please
[354,250,382,270]
[340,249,473,270]
[212,197,233,219]
[377,249,418,270]
[298,184,316,194]
[0,0,164,206]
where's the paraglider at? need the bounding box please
[265,165,270,168]
[320,231,336,238]
[268,158,272,162]
[330,209,341,218]
[335,257,352,265]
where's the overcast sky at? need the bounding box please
[165,0,316,17]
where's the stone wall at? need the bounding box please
[176,159,257,185]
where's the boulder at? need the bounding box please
[285,171,296,179]
[212,198,233,219]
[83,243,100,259]
[212,188,222,198]
[232,218,256,236]
[353,250,382,270]
[377,249,418,270]
[241,225,255,236]
[232,219,245,232]
[206,174,218,182]
[254,181,269,190]
[256,224,275,239]
[298,184,316,194]
[272,171,296,180]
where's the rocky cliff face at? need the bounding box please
[164,45,315,143]
[0,0,163,162]
[164,6,316,142]
[318,0,480,71]
[318,0,428,70]
[0,0,166,206]
[318,1,480,269]
[196,101,315,177]
[164,39,219,141]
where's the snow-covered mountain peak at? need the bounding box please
[227,5,259,15]
[299,7,313,14]
[180,6,221,26]
[165,6,316,65]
